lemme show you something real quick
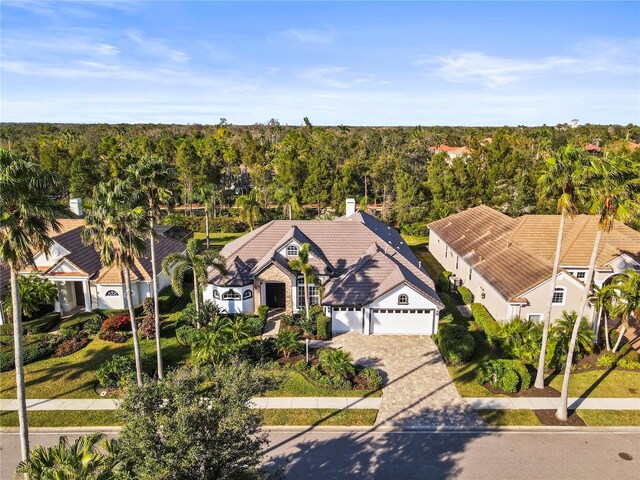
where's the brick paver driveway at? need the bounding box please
[329,333,484,427]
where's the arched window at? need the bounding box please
[213,290,220,299]
[398,294,409,305]
[286,244,299,257]
[243,290,253,299]
[222,290,241,300]
[105,290,119,297]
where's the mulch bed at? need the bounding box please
[483,383,561,398]
[274,348,321,365]
[280,324,322,340]
[534,409,586,426]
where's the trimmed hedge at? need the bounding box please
[0,334,58,372]
[58,311,103,332]
[471,303,501,344]
[157,285,179,313]
[317,315,331,340]
[439,293,466,325]
[478,359,531,393]
[437,323,475,365]
[457,286,474,305]
[437,271,452,293]
[0,312,61,336]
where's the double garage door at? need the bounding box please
[332,307,434,335]
[371,309,434,335]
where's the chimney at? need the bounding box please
[345,198,356,217]
[69,198,83,217]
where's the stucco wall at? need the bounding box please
[204,284,254,314]
[254,264,293,313]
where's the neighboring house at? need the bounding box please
[428,205,640,324]
[432,144,471,162]
[204,199,444,336]
[584,143,602,155]
[18,219,190,313]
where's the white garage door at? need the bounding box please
[332,307,363,333]
[371,309,434,335]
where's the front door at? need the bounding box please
[265,283,286,308]
[73,282,85,308]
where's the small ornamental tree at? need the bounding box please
[113,363,275,479]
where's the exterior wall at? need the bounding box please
[157,271,172,291]
[203,284,254,314]
[95,284,126,310]
[253,264,293,313]
[58,281,77,312]
[33,242,69,268]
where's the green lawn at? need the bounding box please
[265,371,382,398]
[193,232,243,248]
[401,234,429,248]
[548,370,640,398]
[406,239,444,280]
[477,409,541,426]
[0,410,122,428]
[579,410,640,427]
[0,317,190,399]
[261,408,377,426]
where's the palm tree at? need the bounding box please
[288,243,320,321]
[16,432,122,479]
[234,191,262,231]
[127,156,177,380]
[609,270,640,353]
[556,154,639,420]
[534,147,585,389]
[548,311,593,370]
[83,181,151,386]
[191,314,252,365]
[162,238,226,313]
[0,149,69,461]
[274,184,300,220]
[2,274,58,319]
[592,284,615,349]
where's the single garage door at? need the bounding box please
[371,309,434,335]
[332,307,363,333]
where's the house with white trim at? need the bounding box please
[428,205,640,324]
[204,199,444,336]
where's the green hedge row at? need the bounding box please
[438,293,467,325]
[437,323,475,365]
[0,312,61,336]
[157,285,179,313]
[58,311,103,331]
[471,303,501,344]
[0,334,58,372]
[437,271,452,293]
[478,359,531,393]
[317,315,331,340]
[457,286,474,305]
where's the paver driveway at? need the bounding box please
[329,333,484,427]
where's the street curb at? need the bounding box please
[2,425,639,434]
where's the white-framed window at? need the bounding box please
[398,294,409,305]
[105,290,119,297]
[286,244,299,257]
[297,280,319,307]
[222,290,241,300]
[213,290,220,299]
[575,271,586,280]
[243,290,253,299]
[527,313,543,322]
[552,287,566,305]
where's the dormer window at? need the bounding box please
[286,244,299,257]
[398,294,409,305]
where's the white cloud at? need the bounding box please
[283,27,335,44]
[301,66,372,89]
[127,31,189,62]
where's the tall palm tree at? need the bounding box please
[609,270,640,353]
[288,243,320,321]
[127,156,177,380]
[162,238,226,313]
[83,181,150,386]
[234,191,262,231]
[0,149,69,461]
[592,283,615,350]
[556,154,639,420]
[533,147,585,389]
[274,184,300,220]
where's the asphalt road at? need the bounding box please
[1,428,638,479]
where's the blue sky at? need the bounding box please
[1,1,639,125]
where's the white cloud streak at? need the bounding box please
[283,27,335,45]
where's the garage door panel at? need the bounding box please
[371,309,433,335]
[332,308,362,333]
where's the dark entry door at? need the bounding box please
[73,281,85,308]
[265,283,286,308]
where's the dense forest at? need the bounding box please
[2,120,639,234]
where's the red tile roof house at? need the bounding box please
[11,214,191,315]
[428,205,640,324]
[204,199,444,336]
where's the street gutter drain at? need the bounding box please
[618,453,632,461]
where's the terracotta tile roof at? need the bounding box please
[428,205,640,301]
[433,144,471,155]
[213,211,441,306]
[584,144,602,153]
[628,141,640,150]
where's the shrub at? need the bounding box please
[59,312,102,332]
[618,359,640,370]
[437,323,475,365]
[98,330,129,343]
[317,315,331,340]
[400,221,430,237]
[53,335,89,357]
[471,303,501,345]
[0,335,58,371]
[157,285,178,313]
[319,349,355,379]
[209,216,249,233]
[139,315,160,340]
[609,328,623,349]
[359,367,383,390]
[299,315,317,336]
[101,314,131,332]
[176,325,198,346]
[438,293,466,325]
[142,297,155,316]
[274,329,302,358]
[457,286,474,305]
[96,355,136,389]
[281,314,299,327]
[596,353,617,368]
[478,359,530,393]
[437,271,452,293]
[498,317,542,364]
[242,315,266,337]
[83,316,104,335]
[1,312,63,335]
[547,312,593,369]
[257,305,270,321]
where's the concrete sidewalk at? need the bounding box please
[466,397,640,410]
[0,397,382,411]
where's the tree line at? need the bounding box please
[2,120,639,231]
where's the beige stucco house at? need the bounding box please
[428,205,640,324]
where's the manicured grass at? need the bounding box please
[0,410,122,427]
[261,408,377,426]
[477,409,542,426]
[0,317,190,399]
[548,370,640,398]
[579,410,640,427]
[408,244,444,280]
[193,232,243,248]
[265,371,382,398]
[401,234,429,248]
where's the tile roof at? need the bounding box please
[212,211,441,307]
[428,205,640,301]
